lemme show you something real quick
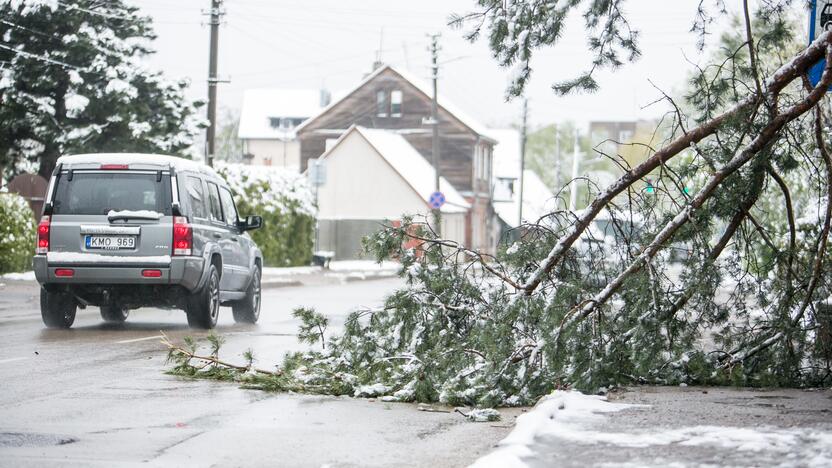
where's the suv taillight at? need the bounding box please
[173,216,192,256]
[37,215,50,254]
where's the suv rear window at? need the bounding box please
[52,171,172,215]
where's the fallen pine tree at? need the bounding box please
[164,2,832,406]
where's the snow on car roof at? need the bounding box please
[57,153,217,176]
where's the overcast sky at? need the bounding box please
[138,0,811,130]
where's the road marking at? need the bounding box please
[115,334,164,344]
[0,357,28,365]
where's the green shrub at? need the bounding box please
[0,192,35,274]
[215,163,315,267]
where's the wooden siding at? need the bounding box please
[298,67,491,194]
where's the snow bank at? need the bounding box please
[1,271,35,281]
[471,390,832,468]
[472,391,636,467]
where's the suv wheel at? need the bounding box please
[40,288,77,329]
[232,267,261,324]
[100,305,129,323]
[186,264,220,329]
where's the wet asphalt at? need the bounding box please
[0,279,519,468]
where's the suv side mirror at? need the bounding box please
[239,215,262,231]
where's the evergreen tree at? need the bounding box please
[0,0,205,179]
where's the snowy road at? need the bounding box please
[0,279,519,467]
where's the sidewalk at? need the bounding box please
[260,260,401,288]
[0,260,402,289]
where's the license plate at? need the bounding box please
[85,235,136,250]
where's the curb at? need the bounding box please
[340,272,400,283]
[260,279,303,289]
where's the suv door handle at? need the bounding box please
[212,233,222,239]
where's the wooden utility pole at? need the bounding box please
[554,123,561,191]
[518,98,528,227]
[429,33,441,231]
[205,0,223,167]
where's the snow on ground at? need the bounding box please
[262,261,399,277]
[471,390,832,468]
[471,391,637,468]
[327,260,399,272]
[0,271,36,281]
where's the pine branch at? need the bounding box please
[160,332,281,376]
[553,45,832,347]
[521,30,832,296]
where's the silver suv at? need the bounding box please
[33,153,263,329]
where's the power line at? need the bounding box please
[0,42,88,71]
[55,1,143,21]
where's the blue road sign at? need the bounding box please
[809,0,832,88]
[428,191,446,210]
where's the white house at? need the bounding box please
[237,88,331,169]
[488,128,556,235]
[314,125,470,259]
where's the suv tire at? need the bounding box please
[100,305,129,323]
[40,288,77,329]
[232,267,261,323]
[186,264,220,329]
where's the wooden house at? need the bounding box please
[296,65,497,252]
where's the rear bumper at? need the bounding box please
[33,254,204,291]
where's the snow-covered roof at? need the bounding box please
[57,153,215,175]
[295,65,495,142]
[238,88,326,140]
[486,128,556,227]
[493,169,556,228]
[320,126,470,214]
[487,128,522,180]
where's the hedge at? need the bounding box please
[215,163,316,267]
[0,192,35,274]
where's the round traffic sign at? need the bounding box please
[428,191,446,209]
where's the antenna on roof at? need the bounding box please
[372,27,385,70]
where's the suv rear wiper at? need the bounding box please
[107,210,164,222]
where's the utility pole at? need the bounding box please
[205,0,224,167]
[554,123,561,191]
[429,33,441,232]
[569,127,581,212]
[518,98,528,227]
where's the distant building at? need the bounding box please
[589,121,638,151]
[296,64,498,253]
[237,88,331,169]
[488,128,555,239]
[315,126,469,259]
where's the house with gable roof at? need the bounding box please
[296,64,498,253]
[314,126,469,259]
[237,88,331,168]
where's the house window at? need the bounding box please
[376,90,388,117]
[390,90,402,117]
[618,130,634,143]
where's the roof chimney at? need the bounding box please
[320,89,331,108]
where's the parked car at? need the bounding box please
[33,153,263,329]
[823,3,832,32]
